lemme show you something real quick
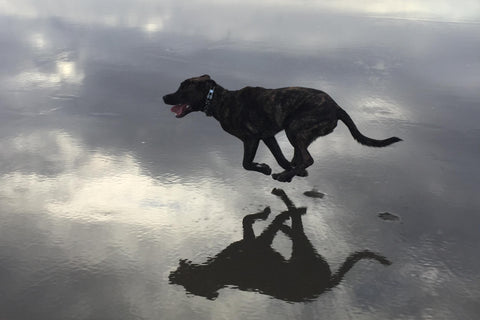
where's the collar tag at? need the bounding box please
[206,88,214,100]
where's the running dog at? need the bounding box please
[163,75,401,182]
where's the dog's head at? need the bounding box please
[163,74,217,118]
[169,259,220,300]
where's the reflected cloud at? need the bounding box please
[29,32,47,49]
[169,188,391,302]
[0,130,240,229]
[357,97,410,121]
[143,21,164,34]
[321,0,480,21]
[1,0,478,59]
[11,60,84,89]
[57,61,76,79]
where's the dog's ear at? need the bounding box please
[200,74,211,79]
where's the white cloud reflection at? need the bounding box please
[29,32,46,49]
[357,97,411,121]
[143,22,163,34]
[0,131,239,231]
[11,60,84,89]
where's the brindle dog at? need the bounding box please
[163,75,401,182]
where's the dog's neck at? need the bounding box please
[203,85,228,119]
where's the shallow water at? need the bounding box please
[1,1,479,319]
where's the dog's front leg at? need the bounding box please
[242,139,272,175]
[242,207,271,241]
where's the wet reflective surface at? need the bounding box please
[169,188,392,302]
[1,1,479,319]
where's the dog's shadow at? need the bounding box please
[169,188,391,302]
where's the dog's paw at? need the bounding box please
[258,207,271,220]
[291,207,307,217]
[296,169,308,177]
[271,188,286,197]
[256,163,272,175]
[272,171,294,182]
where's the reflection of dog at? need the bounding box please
[169,189,391,302]
[163,75,401,182]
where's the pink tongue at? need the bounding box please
[171,104,187,116]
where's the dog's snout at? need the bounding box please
[163,94,174,104]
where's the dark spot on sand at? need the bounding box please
[303,189,325,198]
[378,212,400,222]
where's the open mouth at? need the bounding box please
[171,104,191,118]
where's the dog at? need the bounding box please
[169,188,391,302]
[163,75,401,182]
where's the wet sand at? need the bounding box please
[1,1,479,319]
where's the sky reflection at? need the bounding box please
[0,129,241,229]
[1,0,479,319]
[2,0,480,24]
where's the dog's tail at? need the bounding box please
[329,250,391,289]
[337,108,402,147]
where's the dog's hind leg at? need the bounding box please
[271,188,296,209]
[280,208,330,275]
[262,136,292,170]
[273,136,313,182]
[291,150,309,177]
[242,138,272,175]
